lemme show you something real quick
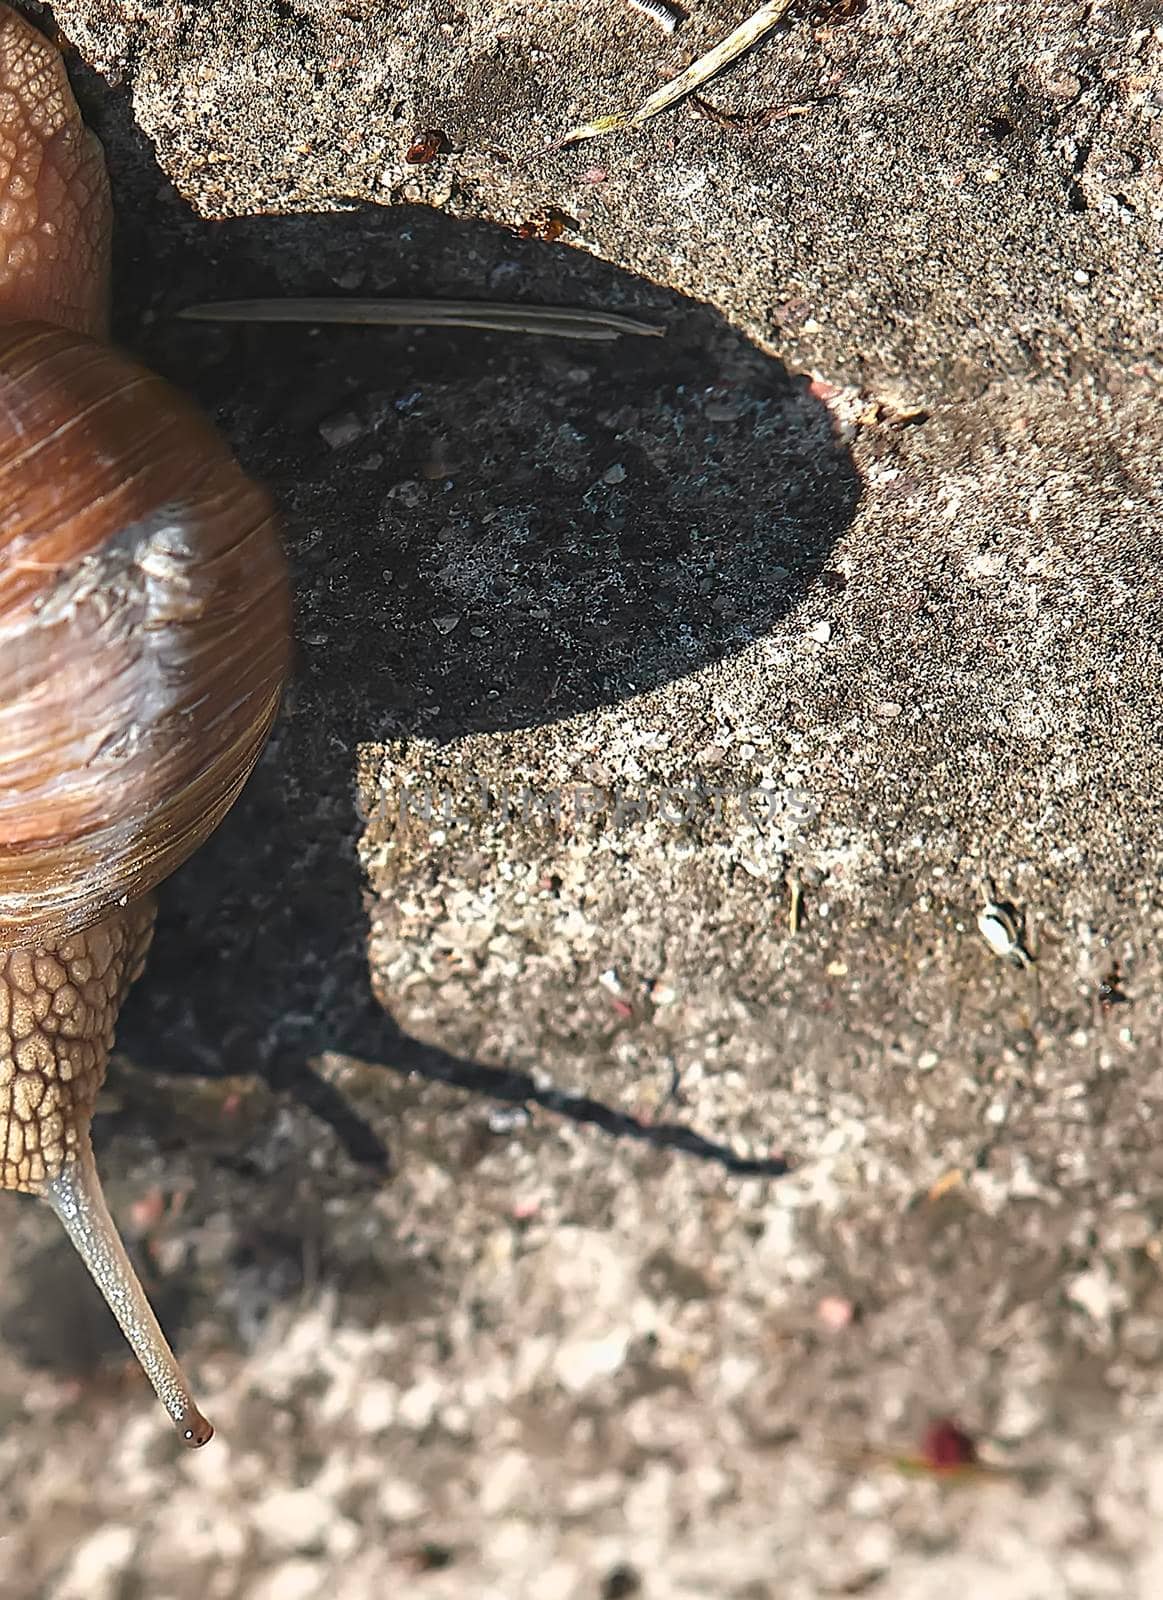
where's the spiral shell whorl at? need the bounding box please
[0,321,291,944]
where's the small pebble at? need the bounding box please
[704,395,746,421]
[919,1418,978,1471]
[817,1294,855,1331]
[318,411,364,449]
[488,1106,530,1134]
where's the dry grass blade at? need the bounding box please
[180,298,665,342]
[551,0,797,149]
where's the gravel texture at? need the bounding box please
[1,0,1162,1596]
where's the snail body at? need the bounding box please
[0,6,291,1444]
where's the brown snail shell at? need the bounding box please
[0,321,289,946]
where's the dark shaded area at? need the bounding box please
[82,77,852,1193]
[114,206,857,739]
[283,1013,793,1177]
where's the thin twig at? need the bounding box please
[179,298,666,342]
[549,0,796,150]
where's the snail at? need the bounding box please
[0,5,292,1444]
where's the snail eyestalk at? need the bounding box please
[42,1135,213,1447]
[0,908,213,1445]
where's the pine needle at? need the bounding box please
[179,298,665,342]
[550,0,797,150]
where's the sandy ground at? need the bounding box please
[1,0,1163,1595]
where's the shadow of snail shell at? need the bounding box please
[0,4,292,1444]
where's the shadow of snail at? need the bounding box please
[0,7,861,1439]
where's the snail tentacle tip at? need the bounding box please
[179,1406,214,1448]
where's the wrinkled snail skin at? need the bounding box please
[0,6,292,1445]
[0,5,110,336]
